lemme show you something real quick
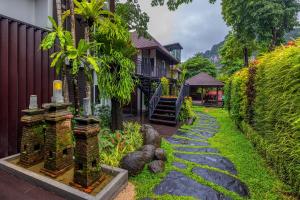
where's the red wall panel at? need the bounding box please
[0,16,56,157]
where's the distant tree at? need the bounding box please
[182,53,217,79]
[248,0,300,50]
[116,0,150,37]
[219,32,256,75]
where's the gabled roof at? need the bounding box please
[131,31,179,64]
[186,73,224,87]
[164,43,183,50]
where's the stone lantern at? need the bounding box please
[73,98,101,187]
[19,95,45,167]
[41,80,74,177]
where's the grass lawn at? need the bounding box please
[131,106,291,200]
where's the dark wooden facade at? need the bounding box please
[0,14,57,158]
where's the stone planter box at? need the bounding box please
[0,154,128,200]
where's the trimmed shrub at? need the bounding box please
[228,68,248,124]
[225,38,300,195]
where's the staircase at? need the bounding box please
[149,84,189,126]
[150,97,177,125]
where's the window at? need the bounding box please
[92,160,97,168]
[34,144,40,151]
[63,148,68,156]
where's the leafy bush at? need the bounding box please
[178,97,196,122]
[99,122,143,167]
[160,77,169,96]
[94,104,111,128]
[225,39,300,195]
[228,68,248,124]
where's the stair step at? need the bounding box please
[150,118,177,125]
[152,113,176,120]
[156,105,176,110]
[158,101,176,106]
[160,97,177,102]
[154,109,176,114]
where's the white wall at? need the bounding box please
[0,0,52,29]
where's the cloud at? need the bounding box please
[137,0,230,61]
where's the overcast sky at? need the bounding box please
[137,0,230,61]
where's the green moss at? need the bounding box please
[132,106,290,200]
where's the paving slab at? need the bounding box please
[192,167,249,197]
[174,147,219,153]
[176,131,206,140]
[154,171,231,200]
[172,162,187,169]
[174,153,237,175]
[166,137,209,146]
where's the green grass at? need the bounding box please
[131,106,291,200]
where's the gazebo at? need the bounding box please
[186,73,224,106]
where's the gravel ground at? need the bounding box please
[114,182,135,200]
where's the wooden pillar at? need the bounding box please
[216,87,219,106]
[201,87,204,104]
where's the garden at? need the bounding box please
[0,0,299,199]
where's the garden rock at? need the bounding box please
[141,124,161,148]
[120,151,146,176]
[148,160,165,173]
[140,145,156,163]
[155,148,167,161]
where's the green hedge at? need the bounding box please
[225,39,300,196]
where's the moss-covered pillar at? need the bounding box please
[19,109,45,167]
[41,103,74,177]
[73,117,101,187]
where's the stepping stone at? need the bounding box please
[192,167,249,197]
[175,147,219,153]
[174,153,237,175]
[166,137,209,146]
[176,131,206,140]
[154,171,231,200]
[191,128,218,134]
[198,131,215,138]
[173,162,187,169]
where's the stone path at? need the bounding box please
[153,112,250,200]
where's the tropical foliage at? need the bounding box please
[178,97,196,122]
[94,105,111,128]
[99,122,143,167]
[224,39,300,196]
[161,77,170,96]
[40,17,99,77]
[116,0,150,37]
[182,53,217,79]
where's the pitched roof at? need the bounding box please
[186,73,224,87]
[164,43,183,50]
[131,31,179,64]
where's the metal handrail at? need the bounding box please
[149,83,162,119]
[175,84,189,120]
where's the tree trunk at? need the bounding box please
[270,27,277,51]
[56,0,70,103]
[243,47,249,67]
[109,0,115,12]
[84,25,92,101]
[111,97,123,131]
[69,0,80,115]
[109,0,123,131]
